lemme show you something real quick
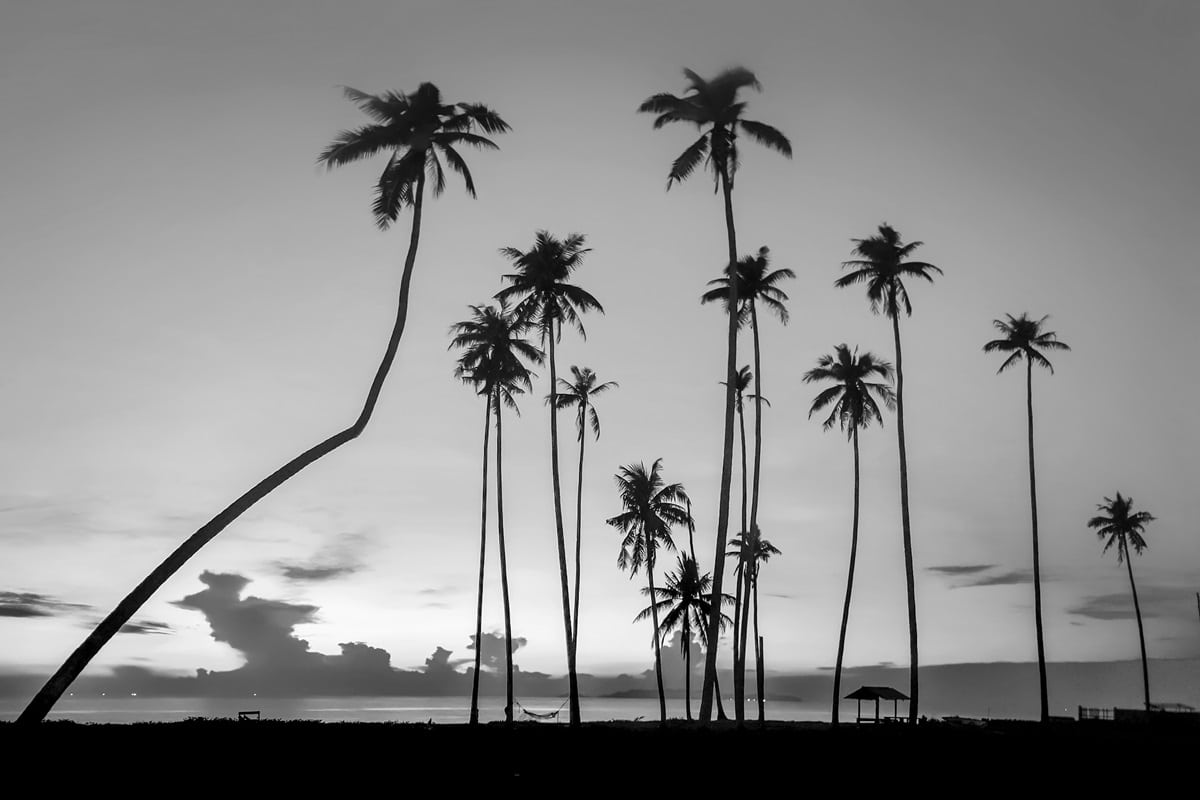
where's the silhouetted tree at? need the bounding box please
[728,526,781,722]
[450,302,543,723]
[1087,493,1156,711]
[640,68,791,722]
[804,344,895,725]
[984,313,1070,722]
[552,367,618,648]
[835,223,941,721]
[638,555,732,720]
[496,231,602,726]
[16,84,509,725]
[607,459,691,722]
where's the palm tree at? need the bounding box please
[728,526,781,722]
[984,313,1070,722]
[17,84,509,724]
[638,555,732,720]
[1087,493,1156,711]
[834,222,941,721]
[552,366,618,648]
[450,302,542,724]
[606,459,692,722]
[496,231,603,726]
[804,344,895,725]
[640,67,791,722]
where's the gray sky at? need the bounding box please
[2,0,1198,684]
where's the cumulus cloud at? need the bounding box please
[467,632,528,672]
[0,590,92,618]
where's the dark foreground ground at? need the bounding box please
[4,717,1197,786]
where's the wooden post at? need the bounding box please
[874,697,880,722]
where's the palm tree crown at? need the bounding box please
[449,302,544,408]
[638,67,792,189]
[803,345,896,437]
[727,526,782,578]
[552,366,618,441]
[638,555,732,644]
[721,365,769,413]
[835,223,942,318]
[1088,493,1154,563]
[318,83,509,228]
[495,231,604,340]
[606,460,691,575]
[701,246,794,325]
[983,313,1071,374]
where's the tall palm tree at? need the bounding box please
[17,84,509,725]
[552,366,618,647]
[606,459,692,722]
[728,526,781,722]
[1087,493,1156,711]
[640,67,791,722]
[834,222,941,721]
[450,302,542,724]
[702,245,793,555]
[496,231,603,726]
[984,313,1070,722]
[638,555,732,720]
[804,344,895,725]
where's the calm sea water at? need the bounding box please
[0,695,830,724]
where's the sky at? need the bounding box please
[1,0,1198,696]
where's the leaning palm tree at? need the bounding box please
[1087,493,1156,711]
[638,555,732,720]
[804,344,895,725]
[607,459,692,722]
[450,302,543,724]
[552,366,618,647]
[640,67,791,722]
[984,313,1070,722]
[834,222,941,721]
[17,84,509,725]
[496,231,603,726]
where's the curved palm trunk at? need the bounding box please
[647,539,667,723]
[733,400,749,722]
[684,615,693,721]
[572,406,586,646]
[546,322,581,725]
[1026,359,1049,722]
[495,398,515,723]
[469,392,492,725]
[831,426,861,726]
[749,301,766,722]
[18,174,428,726]
[1123,541,1151,711]
[700,149,740,722]
[890,313,920,723]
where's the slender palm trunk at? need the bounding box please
[753,569,763,722]
[733,399,749,722]
[18,174,428,726]
[1026,359,1049,722]
[647,539,667,723]
[749,301,766,721]
[831,426,861,726]
[495,398,515,723]
[546,322,580,725]
[469,392,492,725]
[684,615,693,721]
[572,407,586,646]
[890,312,919,723]
[1124,541,1151,711]
[700,148,740,722]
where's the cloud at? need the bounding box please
[963,569,1033,587]
[1067,586,1196,621]
[927,564,995,577]
[276,531,370,583]
[119,620,172,635]
[467,632,527,673]
[0,591,92,618]
[278,564,358,582]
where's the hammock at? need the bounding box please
[515,699,569,721]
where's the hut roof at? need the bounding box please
[845,686,909,701]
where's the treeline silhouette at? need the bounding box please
[16,69,1159,727]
